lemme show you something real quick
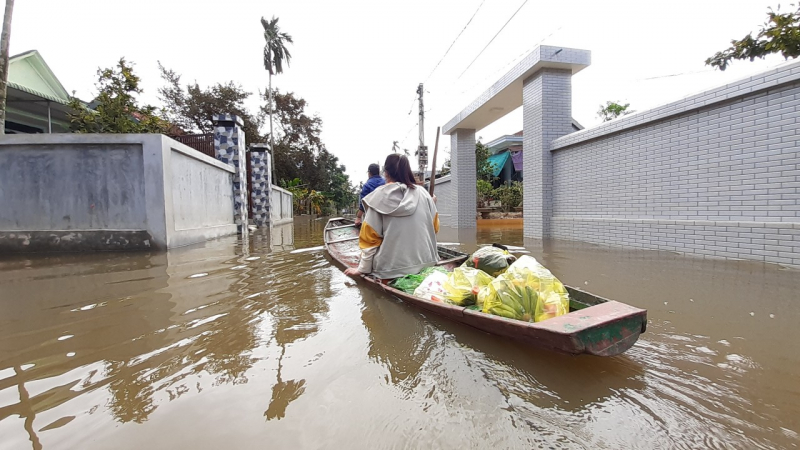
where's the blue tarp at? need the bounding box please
[487,151,510,177]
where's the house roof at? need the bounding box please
[486,120,585,155]
[8,50,71,105]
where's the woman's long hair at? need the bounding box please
[383,154,417,189]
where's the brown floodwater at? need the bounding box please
[1,217,799,449]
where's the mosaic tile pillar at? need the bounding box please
[249,144,272,227]
[213,114,248,230]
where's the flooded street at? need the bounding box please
[1,217,799,449]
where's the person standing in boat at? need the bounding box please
[345,154,440,279]
[354,163,385,226]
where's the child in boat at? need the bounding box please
[344,154,440,279]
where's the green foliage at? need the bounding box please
[262,16,293,75]
[597,101,633,122]
[706,5,800,71]
[440,157,451,176]
[68,58,168,134]
[476,179,494,207]
[494,181,523,212]
[158,63,264,146]
[476,140,494,181]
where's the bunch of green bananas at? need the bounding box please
[485,279,539,322]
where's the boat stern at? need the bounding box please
[535,301,648,357]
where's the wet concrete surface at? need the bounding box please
[0,217,798,449]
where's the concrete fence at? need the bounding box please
[270,186,294,226]
[428,175,455,226]
[442,45,800,267]
[549,62,800,267]
[0,134,238,251]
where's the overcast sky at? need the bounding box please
[11,0,789,182]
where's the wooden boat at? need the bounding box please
[324,218,647,356]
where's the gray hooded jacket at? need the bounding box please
[357,182,440,279]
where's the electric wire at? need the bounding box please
[423,0,487,84]
[457,0,530,79]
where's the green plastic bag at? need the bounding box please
[390,266,447,293]
[463,245,517,277]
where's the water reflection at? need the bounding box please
[0,219,798,449]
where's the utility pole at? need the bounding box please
[416,83,428,182]
[0,0,15,136]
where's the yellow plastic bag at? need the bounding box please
[442,267,493,306]
[481,256,569,322]
[480,275,537,321]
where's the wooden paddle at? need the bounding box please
[429,126,440,196]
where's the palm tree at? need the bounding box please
[262,16,293,182]
[0,0,15,135]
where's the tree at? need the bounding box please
[158,63,264,145]
[706,5,800,71]
[391,141,410,156]
[597,101,633,122]
[494,181,523,212]
[262,16,293,181]
[440,157,451,176]
[0,0,14,135]
[476,140,494,181]
[265,88,355,212]
[69,59,168,134]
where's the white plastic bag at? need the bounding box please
[413,271,449,301]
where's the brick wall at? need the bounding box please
[549,63,800,267]
[523,69,573,239]
[450,129,477,228]
[429,175,454,227]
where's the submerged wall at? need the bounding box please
[0,134,237,252]
[426,175,455,227]
[270,185,294,226]
[549,62,800,267]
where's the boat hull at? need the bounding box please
[324,218,646,356]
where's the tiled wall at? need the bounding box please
[250,149,271,227]
[213,114,248,228]
[550,64,800,267]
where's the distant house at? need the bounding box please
[486,120,584,185]
[4,50,75,134]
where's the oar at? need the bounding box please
[429,126,440,196]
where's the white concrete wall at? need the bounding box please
[169,148,235,247]
[0,134,238,251]
[270,185,294,225]
[428,175,455,227]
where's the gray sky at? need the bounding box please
[12,0,788,181]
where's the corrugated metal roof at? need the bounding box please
[8,81,71,105]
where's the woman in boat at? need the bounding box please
[344,154,440,279]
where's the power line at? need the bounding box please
[642,69,714,80]
[406,95,417,115]
[458,0,530,80]
[424,0,487,84]
[454,25,563,97]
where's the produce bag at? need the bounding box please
[390,266,447,293]
[462,245,517,277]
[442,267,494,306]
[413,270,449,302]
[480,276,538,321]
[481,255,569,322]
